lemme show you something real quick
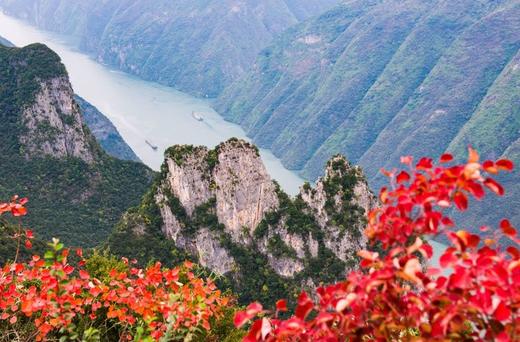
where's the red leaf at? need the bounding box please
[440,250,458,268]
[496,159,514,171]
[396,171,410,184]
[79,270,90,280]
[500,219,517,237]
[440,153,453,163]
[416,157,433,170]
[295,292,313,320]
[484,178,504,196]
[276,299,287,312]
[233,312,249,328]
[482,160,498,174]
[494,301,511,321]
[507,246,520,258]
[11,205,27,217]
[64,265,74,275]
[235,302,264,328]
[24,240,32,249]
[466,181,485,199]
[453,192,468,211]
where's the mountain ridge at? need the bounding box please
[216,0,520,227]
[108,138,375,304]
[0,42,152,250]
[0,0,340,97]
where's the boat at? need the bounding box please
[191,111,204,122]
[145,140,158,151]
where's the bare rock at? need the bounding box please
[20,77,94,163]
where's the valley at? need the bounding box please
[0,12,305,195]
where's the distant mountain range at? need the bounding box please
[217,0,519,227]
[218,0,519,178]
[0,0,340,97]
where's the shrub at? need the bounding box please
[236,149,519,341]
[0,198,231,341]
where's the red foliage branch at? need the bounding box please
[0,198,229,340]
[236,149,519,341]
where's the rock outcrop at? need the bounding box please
[111,138,376,304]
[0,42,152,248]
[301,156,377,262]
[20,77,94,163]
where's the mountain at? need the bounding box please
[216,0,520,225]
[0,42,153,250]
[108,138,376,304]
[0,0,340,97]
[0,35,13,47]
[75,95,140,162]
[0,35,140,162]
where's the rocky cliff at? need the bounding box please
[109,138,375,304]
[19,76,95,163]
[0,43,152,248]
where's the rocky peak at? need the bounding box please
[112,141,375,304]
[163,139,279,243]
[300,155,377,262]
[19,76,95,163]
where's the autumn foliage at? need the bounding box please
[235,149,519,341]
[0,198,229,340]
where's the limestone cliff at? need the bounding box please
[110,138,376,304]
[20,77,95,163]
[301,156,377,262]
[0,42,152,248]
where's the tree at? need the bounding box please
[235,149,519,341]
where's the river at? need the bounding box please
[0,11,305,195]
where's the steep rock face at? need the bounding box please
[164,147,213,216]
[212,142,279,242]
[301,156,377,262]
[20,77,94,163]
[110,138,375,304]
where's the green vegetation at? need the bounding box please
[216,0,519,228]
[165,145,198,166]
[322,158,367,238]
[0,44,152,248]
[0,0,340,97]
